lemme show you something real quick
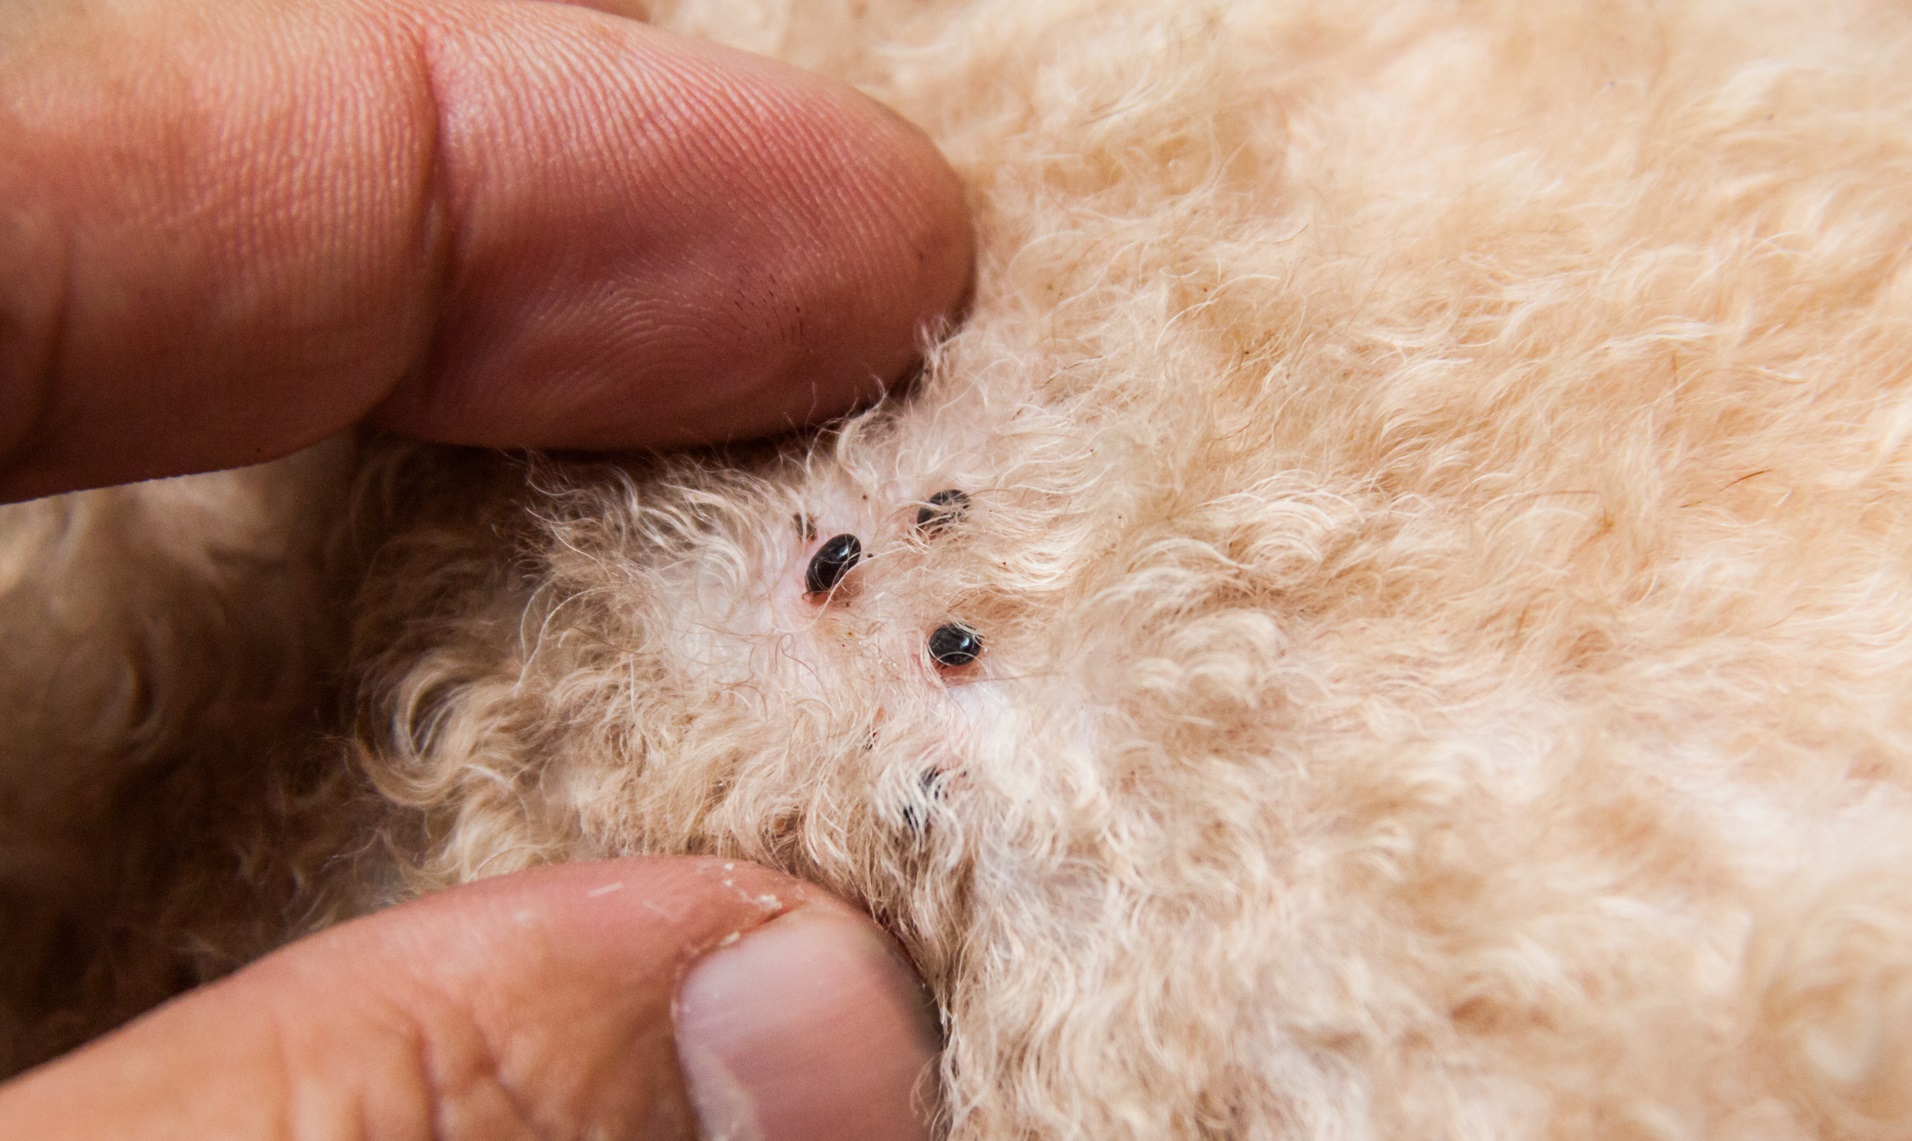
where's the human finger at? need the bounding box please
[0,857,943,1140]
[0,0,972,500]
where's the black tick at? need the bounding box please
[928,623,983,667]
[806,534,862,595]
[916,489,970,533]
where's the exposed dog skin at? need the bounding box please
[7,0,1912,1135]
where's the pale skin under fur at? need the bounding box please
[6,0,1912,1135]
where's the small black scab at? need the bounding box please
[805,533,862,595]
[916,488,970,533]
[928,623,983,668]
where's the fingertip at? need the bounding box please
[330,858,946,1141]
[369,5,973,450]
[345,859,946,1141]
[677,905,944,1141]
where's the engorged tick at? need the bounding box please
[806,533,862,595]
[916,488,970,533]
[928,622,983,667]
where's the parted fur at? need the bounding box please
[8,0,1912,1135]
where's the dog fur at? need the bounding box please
[8,0,1912,1135]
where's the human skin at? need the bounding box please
[0,0,972,500]
[0,0,972,1135]
[0,860,946,1141]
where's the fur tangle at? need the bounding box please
[8,0,1912,1136]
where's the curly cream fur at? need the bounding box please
[0,441,356,1069]
[8,0,1912,1135]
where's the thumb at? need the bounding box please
[0,858,943,1141]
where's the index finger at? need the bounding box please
[0,0,972,501]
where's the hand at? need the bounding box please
[0,0,971,500]
[0,0,970,1135]
[0,859,946,1140]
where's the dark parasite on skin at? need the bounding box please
[916,489,970,533]
[806,533,863,595]
[900,767,948,833]
[928,623,983,668]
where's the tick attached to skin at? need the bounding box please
[806,533,862,596]
[928,622,983,667]
[916,489,970,533]
[900,767,947,833]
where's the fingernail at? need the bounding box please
[675,908,943,1141]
